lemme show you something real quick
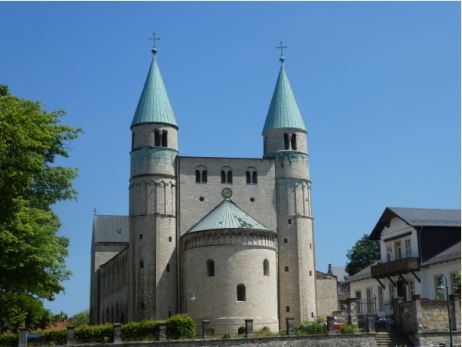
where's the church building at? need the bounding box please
[90,41,321,335]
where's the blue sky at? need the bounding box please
[0,2,459,316]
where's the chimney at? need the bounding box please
[327,264,333,275]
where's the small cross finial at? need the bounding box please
[149,32,160,55]
[276,41,287,63]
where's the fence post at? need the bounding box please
[286,318,295,336]
[66,325,75,346]
[245,319,253,338]
[18,327,27,347]
[113,323,121,344]
[158,322,167,341]
[346,298,359,325]
[327,316,335,335]
[202,320,210,339]
[367,316,375,333]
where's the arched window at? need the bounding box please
[291,133,297,150]
[221,167,232,184]
[263,259,269,276]
[284,133,290,150]
[237,284,246,301]
[207,259,215,277]
[162,130,168,147]
[154,130,161,147]
[166,264,170,272]
[195,166,207,183]
[246,168,257,185]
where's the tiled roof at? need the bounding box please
[370,207,461,240]
[388,207,461,227]
[347,261,378,283]
[187,199,269,234]
[421,242,461,267]
[262,65,306,133]
[93,215,129,243]
[131,56,177,128]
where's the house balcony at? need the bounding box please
[371,257,420,278]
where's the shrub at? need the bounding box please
[296,320,327,335]
[31,329,66,345]
[166,314,195,339]
[223,332,230,339]
[254,326,274,337]
[0,333,18,347]
[121,320,160,341]
[340,324,360,334]
[75,324,113,343]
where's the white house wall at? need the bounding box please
[379,218,418,262]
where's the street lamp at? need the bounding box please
[437,275,453,347]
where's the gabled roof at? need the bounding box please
[131,55,177,128]
[92,215,129,244]
[186,199,269,234]
[370,207,461,240]
[262,64,306,133]
[421,242,461,267]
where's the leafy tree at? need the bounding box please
[0,85,81,331]
[69,310,89,328]
[345,234,380,276]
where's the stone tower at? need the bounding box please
[128,44,178,321]
[263,53,317,327]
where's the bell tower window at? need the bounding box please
[246,168,257,184]
[291,134,297,150]
[284,133,290,150]
[154,130,161,147]
[196,166,208,183]
[162,130,168,147]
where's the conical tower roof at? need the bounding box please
[186,199,269,234]
[262,64,306,133]
[131,53,177,128]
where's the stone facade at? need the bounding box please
[90,49,325,333]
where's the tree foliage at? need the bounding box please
[69,310,89,328]
[345,234,380,276]
[0,85,81,331]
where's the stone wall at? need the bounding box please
[417,332,461,347]
[70,333,376,347]
[421,299,452,332]
[316,272,338,318]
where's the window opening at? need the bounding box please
[263,259,269,276]
[207,259,215,277]
[237,284,246,301]
[162,130,168,147]
[284,133,289,150]
[291,134,297,150]
[154,130,161,146]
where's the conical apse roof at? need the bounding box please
[186,199,269,234]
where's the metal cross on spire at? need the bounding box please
[276,41,287,64]
[149,32,160,55]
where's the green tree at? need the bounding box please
[69,310,89,328]
[345,234,380,276]
[0,85,81,331]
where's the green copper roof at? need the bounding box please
[131,56,177,128]
[263,65,306,133]
[187,199,269,234]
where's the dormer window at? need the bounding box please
[221,167,232,184]
[195,166,207,183]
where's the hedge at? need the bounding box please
[0,314,196,346]
[296,320,327,335]
[166,314,195,340]
[121,320,160,341]
[0,333,17,347]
